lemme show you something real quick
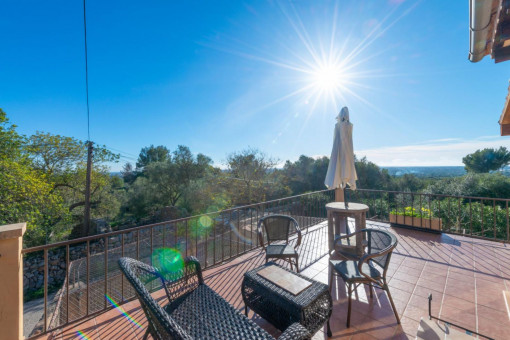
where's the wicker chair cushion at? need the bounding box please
[166,284,274,340]
[266,244,298,257]
[330,260,381,282]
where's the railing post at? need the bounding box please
[0,222,26,340]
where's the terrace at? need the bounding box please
[11,189,509,340]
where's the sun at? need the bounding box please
[311,63,345,92]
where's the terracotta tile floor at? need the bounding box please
[35,221,510,340]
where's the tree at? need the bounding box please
[123,146,213,220]
[0,160,69,246]
[0,108,25,160]
[281,155,330,194]
[354,156,392,190]
[225,148,279,204]
[121,162,137,184]
[26,132,121,236]
[27,132,85,174]
[136,145,170,170]
[0,110,69,246]
[462,147,510,173]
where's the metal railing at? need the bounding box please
[22,189,335,338]
[348,188,510,242]
[22,187,510,337]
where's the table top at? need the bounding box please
[325,202,369,212]
[244,263,328,307]
[257,265,312,295]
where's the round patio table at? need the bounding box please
[326,202,369,259]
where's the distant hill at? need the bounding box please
[382,166,510,178]
[382,166,465,178]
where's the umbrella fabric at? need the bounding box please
[324,107,358,190]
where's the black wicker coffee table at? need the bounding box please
[242,262,332,337]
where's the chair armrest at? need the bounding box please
[184,256,204,284]
[160,256,204,304]
[292,218,302,248]
[278,322,311,340]
[257,219,266,249]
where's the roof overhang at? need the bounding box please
[500,82,510,135]
[468,0,510,63]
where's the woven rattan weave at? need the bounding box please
[242,262,332,337]
[119,257,311,340]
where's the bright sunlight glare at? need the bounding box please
[311,64,345,92]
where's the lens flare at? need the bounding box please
[151,248,184,275]
[76,330,92,340]
[105,294,143,329]
[198,215,213,228]
[227,220,254,246]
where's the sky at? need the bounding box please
[1,0,510,170]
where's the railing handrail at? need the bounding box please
[22,188,334,254]
[354,188,510,202]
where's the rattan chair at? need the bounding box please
[257,215,302,272]
[118,256,311,340]
[329,229,400,328]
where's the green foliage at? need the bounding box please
[298,192,331,217]
[123,146,213,220]
[27,132,85,174]
[121,162,137,184]
[0,108,25,160]
[390,206,433,219]
[462,147,510,173]
[0,159,69,246]
[355,156,392,190]
[281,155,329,194]
[224,148,284,204]
[136,144,170,170]
[425,173,510,199]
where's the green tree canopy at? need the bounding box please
[281,155,329,194]
[136,145,170,170]
[462,147,510,173]
[0,108,25,160]
[224,148,281,204]
[123,146,213,219]
[0,159,69,246]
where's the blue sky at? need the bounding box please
[2,0,510,170]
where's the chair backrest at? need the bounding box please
[364,229,398,276]
[258,215,297,245]
[118,257,192,340]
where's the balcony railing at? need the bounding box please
[348,188,510,242]
[22,189,335,338]
[22,187,510,338]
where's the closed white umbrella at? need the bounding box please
[324,107,357,204]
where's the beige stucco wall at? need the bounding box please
[0,223,26,340]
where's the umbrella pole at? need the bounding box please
[344,187,349,208]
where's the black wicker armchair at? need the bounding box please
[329,229,400,328]
[257,215,302,272]
[119,256,311,340]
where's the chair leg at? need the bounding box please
[385,285,401,324]
[347,282,352,328]
[329,268,334,293]
[295,258,299,272]
[142,328,150,340]
[369,282,373,298]
[289,261,293,271]
[245,305,248,316]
